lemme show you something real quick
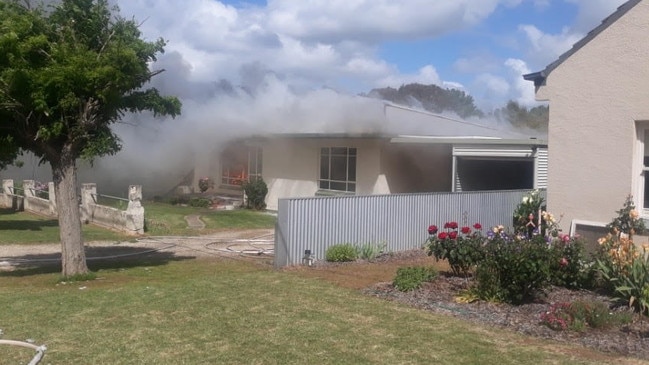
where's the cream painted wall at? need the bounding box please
[537,1,649,227]
[262,138,388,210]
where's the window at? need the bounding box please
[319,147,356,192]
[221,145,262,186]
[639,127,649,214]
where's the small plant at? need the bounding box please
[242,178,268,210]
[540,300,632,331]
[355,241,387,261]
[393,266,438,292]
[59,271,98,283]
[189,197,212,208]
[325,243,358,262]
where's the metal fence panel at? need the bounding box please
[274,189,545,267]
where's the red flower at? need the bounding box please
[445,221,458,229]
[461,226,471,234]
[473,223,482,230]
[449,231,458,239]
[438,232,448,240]
[428,225,438,235]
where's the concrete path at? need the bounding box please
[185,215,205,229]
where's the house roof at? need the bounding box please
[523,0,642,87]
[256,98,543,145]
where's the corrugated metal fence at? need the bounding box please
[274,189,546,267]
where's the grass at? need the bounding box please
[0,209,131,244]
[0,202,276,244]
[143,201,276,236]
[0,258,636,365]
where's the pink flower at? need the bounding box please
[559,258,569,267]
[438,232,448,240]
[473,223,482,230]
[461,226,471,234]
[449,231,458,239]
[428,225,438,235]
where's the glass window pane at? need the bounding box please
[348,155,356,182]
[321,147,329,156]
[330,156,347,181]
[330,181,346,191]
[331,147,347,155]
[320,156,329,179]
[349,148,357,156]
[347,183,356,192]
[319,180,329,190]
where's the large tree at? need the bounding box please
[0,0,181,276]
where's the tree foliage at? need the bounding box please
[366,83,484,119]
[493,100,548,131]
[0,0,181,276]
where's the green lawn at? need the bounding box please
[0,203,276,244]
[0,209,130,244]
[143,201,276,236]
[0,258,635,365]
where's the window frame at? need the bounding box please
[318,146,357,193]
[635,122,649,216]
[220,145,263,187]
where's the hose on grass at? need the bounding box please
[0,338,47,365]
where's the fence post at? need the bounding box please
[1,179,12,208]
[23,180,35,211]
[126,185,144,235]
[48,182,57,215]
[80,183,97,223]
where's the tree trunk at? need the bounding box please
[51,155,88,277]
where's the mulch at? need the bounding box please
[358,251,649,361]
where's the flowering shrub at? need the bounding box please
[513,189,545,236]
[426,222,485,277]
[426,210,596,304]
[596,196,649,314]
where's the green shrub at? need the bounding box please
[242,178,268,210]
[325,243,358,262]
[393,266,438,292]
[548,238,597,289]
[475,234,554,304]
[355,241,387,261]
[189,197,212,208]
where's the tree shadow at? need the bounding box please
[0,219,58,231]
[0,245,197,277]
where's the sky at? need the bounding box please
[8,0,631,193]
[114,0,627,111]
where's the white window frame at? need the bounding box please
[221,145,263,187]
[318,147,357,193]
[634,122,649,216]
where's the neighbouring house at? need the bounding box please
[523,0,649,239]
[197,98,547,211]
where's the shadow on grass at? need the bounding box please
[0,245,197,277]
[0,219,58,231]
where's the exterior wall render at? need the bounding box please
[542,1,649,226]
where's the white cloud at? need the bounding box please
[504,58,537,107]
[375,65,463,90]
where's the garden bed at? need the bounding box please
[301,249,649,361]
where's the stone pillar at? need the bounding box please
[23,180,34,211]
[48,182,57,215]
[126,185,144,234]
[1,179,13,208]
[80,183,97,223]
